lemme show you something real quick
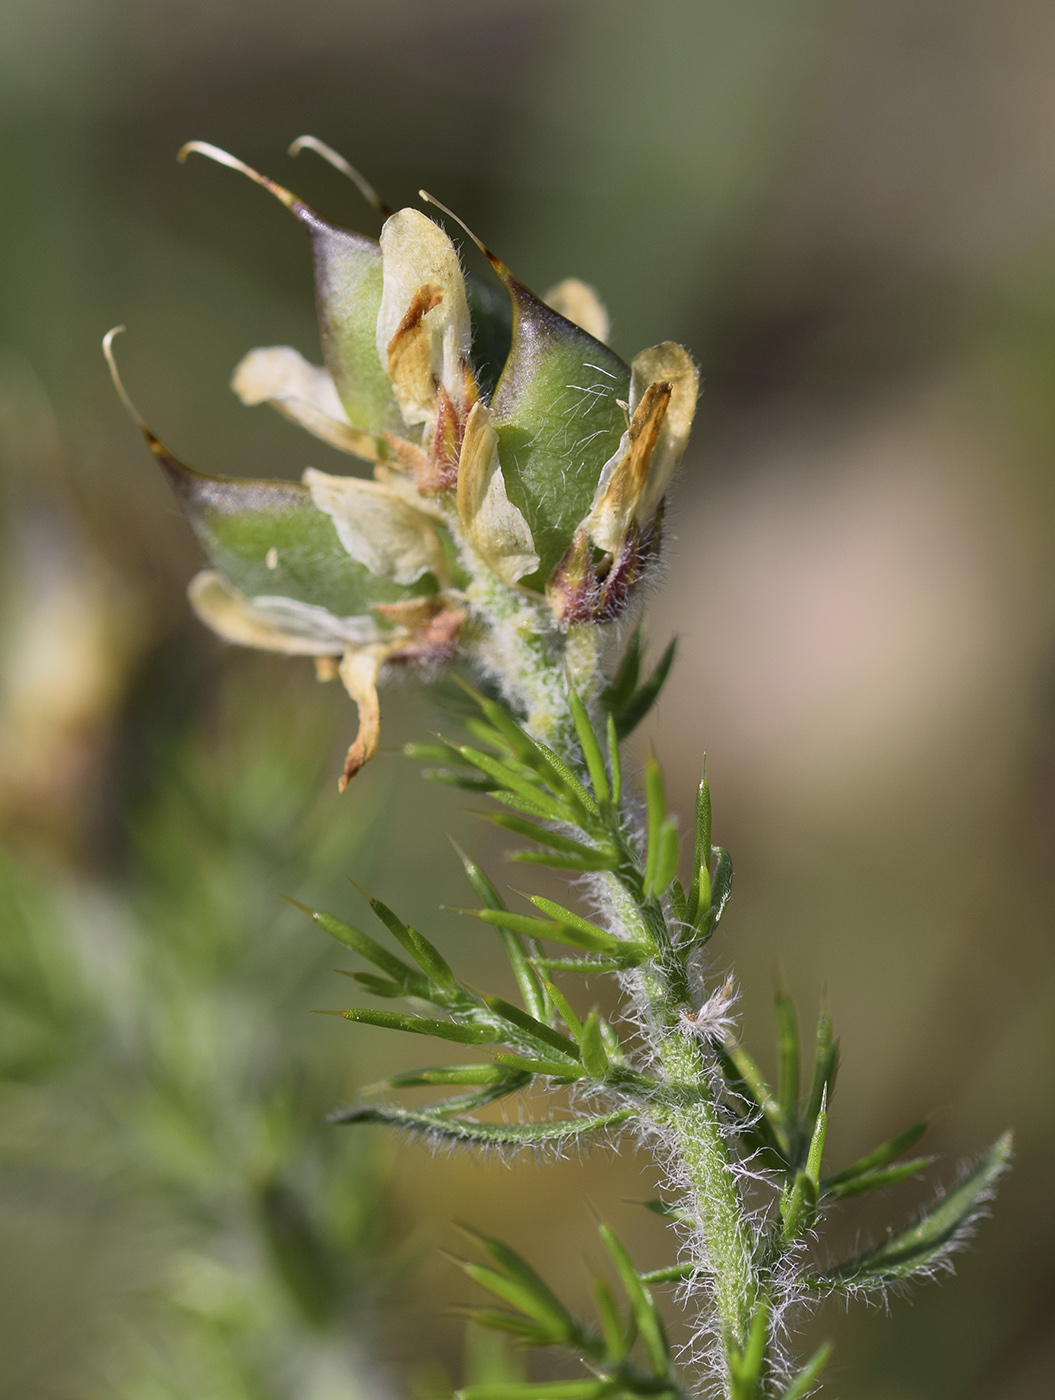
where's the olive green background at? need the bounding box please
[2,2,1054,1397]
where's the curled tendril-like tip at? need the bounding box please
[177,140,299,212]
[288,135,393,219]
[417,189,506,276]
[102,326,149,433]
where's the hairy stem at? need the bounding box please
[605,874,757,1368]
[486,608,759,1388]
[468,568,603,745]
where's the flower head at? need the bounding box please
[106,139,698,783]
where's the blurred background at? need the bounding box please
[2,0,1054,1396]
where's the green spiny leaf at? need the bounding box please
[803,1012,838,1150]
[601,631,642,714]
[599,1226,670,1379]
[466,908,628,958]
[821,1122,927,1193]
[687,770,711,926]
[486,813,617,866]
[541,980,583,1041]
[435,1079,534,1115]
[639,1263,696,1285]
[643,753,668,898]
[425,770,498,792]
[527,955,631,975]
[293,902,429,997]
[527,898,614,948]
[457,1262,577,1343]
[529,736,599,818]
[728,1297,769,1398]
[339,971,404,998]
[511,849,622,874]
[457,1308,554,1344]
[459,681,598,817]
[610,639,677,740]
[686,847,732,946]
[460,752,576,825]
[453,842,508,912]
[782,1090,827,1241]
[777,1343,832,1400]
[780,1169,819,1245]
[333,1008,500,1044]
[465,1233,587,1346]
[491,1051,585,1080]
[640,1200,696,1226]
[823,1158,934,1200]
[649,822,680,900]
[465,716,520,757]
[580,1010,610,1079]
[405,742,455,763]
[775,989,800,1130]
[387,1064,512,1087]
[606,714,622,808]
[811,1132,1012,1291]
[482,994,581,1061]
[591,1277,626,1360]
[362,890,458,992]
[452,844,547,1023]
[330,1104,634,1147]
[568,691,610,806]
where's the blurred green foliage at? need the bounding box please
[0,659,393,1399]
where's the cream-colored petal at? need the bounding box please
[337,646,386,789]
[583,383,671,555]
[231,346,387,462]
[455,402,539,586]
[304,467,449,586]
[582,344,699,555]
[376,209,472,428]
[542,278,610,344]
[188,570,382,655]
[629,342,699,521]
[372,462,448,522]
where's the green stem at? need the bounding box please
[475,599,758,1387]
[604,875,758,1365]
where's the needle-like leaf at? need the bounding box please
[811,1132,1013,1291]
[821,1122,927,1193]
[331,1105,633,1147]
[332,1008,500,1044]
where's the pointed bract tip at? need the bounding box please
[102,326,148,433]
[289,135,393,218]
[178,140,299,212]
[277,893,314,916]
[418,189,498,266]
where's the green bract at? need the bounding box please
[487,267,630,584]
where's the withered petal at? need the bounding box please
[376,210,474,431]
[303,468,450,587]
[455,402,539,586]
[231,346,390,462]
[337,646,386,789]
